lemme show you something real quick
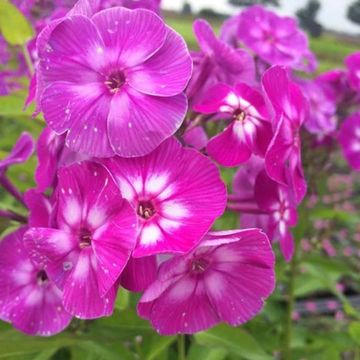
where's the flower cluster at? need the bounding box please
[2,0,359,340]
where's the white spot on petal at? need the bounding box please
[140,224,162,245]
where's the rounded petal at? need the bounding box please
[62,249,116,319]
[120,256,157,292]
[127,26,192,96]
[92,7,166,68]
[41,82,114,157]
[207,122,252,167]
[107,88,187,157]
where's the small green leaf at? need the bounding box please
[0,1,34,45]
[195,324,272,360]
[349,322,360,345]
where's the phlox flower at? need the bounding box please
[262,65,308,204]
[338,112,360,171]
[236,5,317,72]
[187,19,255,105]
[24,161,138,319]
[194,83,272,167]
[298,78,337,137]
[35,127,88,192]
[345,52,360,92]
[0,228,72,336]
[137,229,275,335]
[101,137,227,257]
[36,6,192,157]
[254,170,297,261]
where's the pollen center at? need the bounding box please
[233,109,247,122]
[79,228,92,249]
[137,201,156,220]
[191,258,210,273]
[36,270,49,286]
[105,71,126,93]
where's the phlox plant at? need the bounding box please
[0,0,360,359]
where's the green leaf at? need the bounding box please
[349,322,360,346]
[0,0,34,45]
[144,335,176,360]
[115,289,130,311]
[188,344,228,360]
[195,324,272,360]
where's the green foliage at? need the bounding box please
[0,0,34,45]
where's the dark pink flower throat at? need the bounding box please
[105,71,126,93]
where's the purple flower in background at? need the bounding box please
[36,7,192,157]
[262,66,308,204]
[187,19,255,105]
[0,132,35,205]
[0,228,72,336]
[35,127,88,192]
[345,52,360,92]
[298,78,337,137]
[101,137,226,258]
[138,229,275,335]
[317,69,353,105]
[0,132,34,176]
[182,126,208,150]
[237,5,317,72]
[255,170,297,261]
[194,83,272,166]
[338,112,360,170]
[24,162,137,319]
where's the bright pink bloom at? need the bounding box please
[36,7,192,157]
[101,137,227,257]
[194,83,272,166]
[187,19,255,105]
[345,52,360,91]
[237,5,317,72]
[254,170,297,261]
[262,66,308,204]
[0,228,72,336]
[24,162,137,319]
[138,229,275,335]
[338,113,360,171]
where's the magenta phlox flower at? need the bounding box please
[262,65,308,204]
[298,78,337,137]
[194,83,272,166]
[345,52,360,92]
[137,229,275,335]
[0,227,72,336]
[338,112,360,171]
[24,161,138,319]
[35,6,192,157]
[101,137,227,257]
[187,19,255,105]
[237,5,317,72]
[254,169,297,261]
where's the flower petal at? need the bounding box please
[107,88,187,157]
[127,26,192,96]
[92,7,166,68]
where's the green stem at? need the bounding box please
[177,334,186,360]
[22,44,34,77]
[283,242,298,359]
